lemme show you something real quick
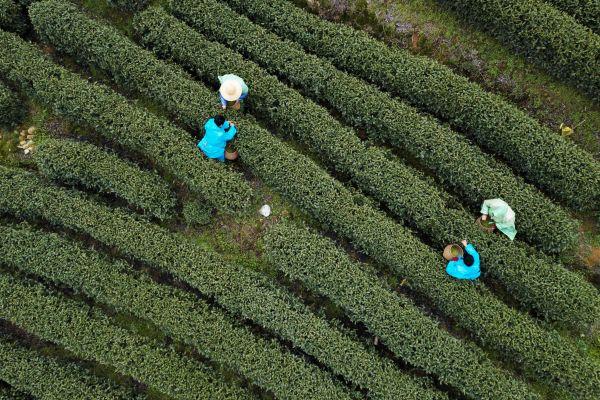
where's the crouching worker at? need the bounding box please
[198,115,237,162]
[480,198,517,240]
[446,240,481,280]
[219,74,248,110]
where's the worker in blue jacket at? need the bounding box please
[446,240,481,280]
[198,115,237,161]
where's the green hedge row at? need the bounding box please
[264,222,543,400]
[135,7,600,331]
[35,138,176,220]
[0,334,142,400]
[169,0,581,253]
[0,273,248,400]
[0,29,251,214]
[233,118,600,399]
[106,0,148,12]
[217,0,600,210]
[544,0,599,32]
[0,81,23,128]
[439,0,600,98]
[0,167,444,400]
[182,199,212,227]
[0,0,24,33]
[0,223,352,400]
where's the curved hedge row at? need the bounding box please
[0,223,352,400]
[265,222,542,400]
[134,7,600,331]
[234,121,600,399]
[0,81,23,128]
[35,138,176,220]
[439,0,600,98]
[217,0,600,210]
[0,335,142,400]
[0,0,24,33]
[0,29,251,214]
[169,0,581,253]
[0,273,248,400]
[544,0,600,32]
[0,168,444,400]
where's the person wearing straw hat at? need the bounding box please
[218,74,248,110]
[446,240,481,280]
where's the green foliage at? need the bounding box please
[0,28,251,213]
[0,224,352,400]
[0,82,23,128]
[543,0,599,33]
[234,118,600,399]
[182,199,212,227]
[0,334,143,400]
[0,167,444,400]
[439,0,600,99]
[265,222,542,400]
[216,0,600,211]
[106,0,148,12]
[134,7,600,331]
[0,386,27,400]
[0,0,25,33]
[35,138,176,220]
[169,0,582,254]
[0,273,247,400]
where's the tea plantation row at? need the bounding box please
[35,138,176,220]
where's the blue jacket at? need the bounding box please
[446,244,481,280]
[198,118,237,159]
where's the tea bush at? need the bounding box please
[35,138,176,220]
[0,0,24,33]
[0,29,251,213]
[0,224,351,400]
[0,273,249,400]
[544,0,599,32]
[182,199,212,227]
[169,0,582,253]
[0,335,143,400]
[0,167,441,400]
[0,81,23,128]
[135,7,600,332]
[216,0,600,210]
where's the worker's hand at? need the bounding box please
[461,240,468,247]
[221,105,227,110]
[481,214,487,221]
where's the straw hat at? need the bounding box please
[219,80,243,101]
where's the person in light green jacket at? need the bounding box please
[480,198,517,240]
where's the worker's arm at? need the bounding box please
[464,244,480,265]
[223,122,237,141]
[480,199,492,216]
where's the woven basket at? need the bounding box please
[443,244,464,261]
